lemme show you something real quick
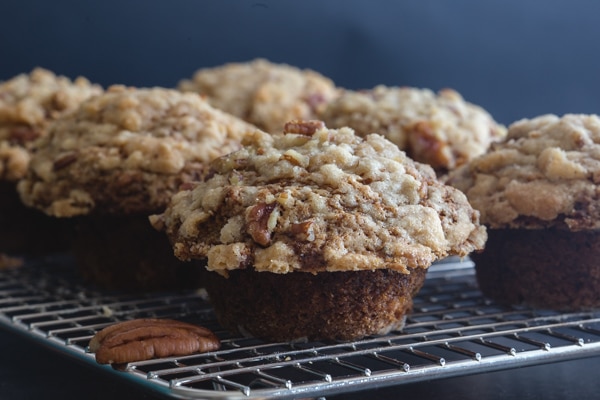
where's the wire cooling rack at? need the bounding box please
[1,255,600,399]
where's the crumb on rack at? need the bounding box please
[0,254,24,270]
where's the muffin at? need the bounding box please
[447,113,600,310]
[0,67,103,254]
[18,85,259,290]
[319,85,506,173]
[177,58,339,133]
[151,120,486,341]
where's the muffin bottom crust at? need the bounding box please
[71,215,203,291]
[204,267,428,342]
[473,228,600,310]
[0,182,72,254]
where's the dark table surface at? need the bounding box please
[1,325,599,400]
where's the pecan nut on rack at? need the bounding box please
[88,318,221,364]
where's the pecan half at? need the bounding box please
[283,120,325,136]
[89,318,221,364]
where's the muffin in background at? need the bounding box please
[177,58,339,134]
[152,120,486,341]
[0,68,103,254]
[18,85,259,290]
[447,113,600,310]
[319,85,506,173]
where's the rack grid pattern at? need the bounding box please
[1,256,600,399]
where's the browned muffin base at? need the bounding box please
[204,267,427,342]
[71,215,204,291]
[472,228,600,310]
[0,182,72,254]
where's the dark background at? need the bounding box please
[1,0,600,126]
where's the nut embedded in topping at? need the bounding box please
[283,120,326,136]
[88,318,221,365]
[52,152,78,171]
[407,121,452,170]
[291,220,316,242]
[246,202,278,246]
[280,149,309,167]
[9,126,42,144]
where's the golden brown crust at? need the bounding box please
[204,267,427,341]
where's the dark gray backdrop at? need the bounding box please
[1,0,599,125]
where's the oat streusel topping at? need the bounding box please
[18,85,259,217]
[447,114,600,230]
[178,59,339,134]
[319,85,506,171]
[152,121,486,275]
[0,67,103,181]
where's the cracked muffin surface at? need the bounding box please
[178,59,339,133]
[319,85,506,172]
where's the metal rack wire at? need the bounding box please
[1,255,600,399]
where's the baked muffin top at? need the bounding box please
[151,120,486,276]
[0,68,103,181]
[18,85,259,217]
[177,58,339,134]
[319,85,506,172]
[447,114,600,230]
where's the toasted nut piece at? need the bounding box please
[52,152,78,171]
[283,120,325,136]
[89,318,220,364]
[246,202,278,246]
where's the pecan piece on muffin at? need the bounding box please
[318,85,506,174]
[447,113,600,310]
[152,120,486,341]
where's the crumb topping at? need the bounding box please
[0,67,103,181]
[153,121,486,274]
[447,114,600,230]
[319,85,506,171]
[18,85,258,217]
[178,59,339,133]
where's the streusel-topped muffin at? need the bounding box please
[448,113,600,309]
[152,120,486,341]
[319,85,506,172]
[0,67,103,253]
[18,85,259,290]
[178,59,339,133]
